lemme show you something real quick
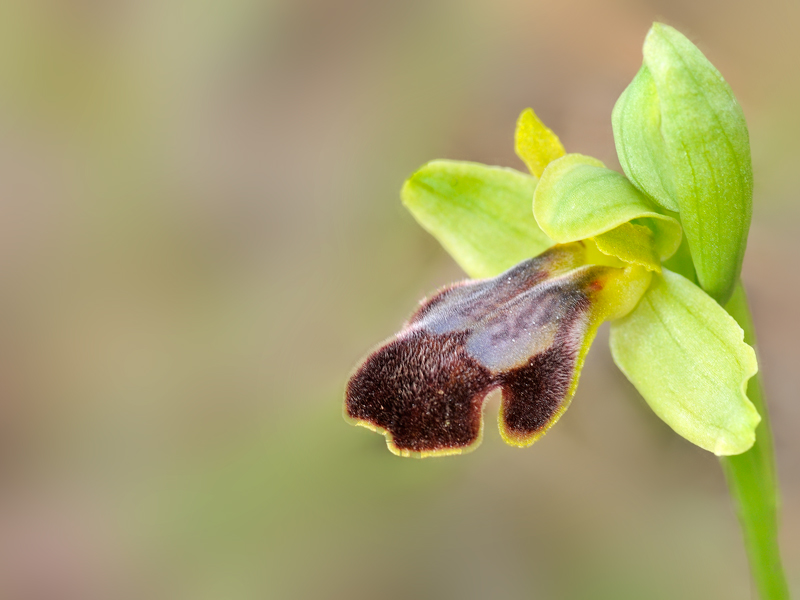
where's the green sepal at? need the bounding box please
[533,154,682,263]
[612,23,753,304]
[609,268,760,456]
[514,108,566,178]
[401,160,553,279]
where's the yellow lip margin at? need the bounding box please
[342,397,489,459]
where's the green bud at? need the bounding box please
[612,23,753,304]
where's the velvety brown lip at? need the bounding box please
[346,329,494,453]
[345,245,601,455]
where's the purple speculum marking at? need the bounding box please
[345,244,603,455]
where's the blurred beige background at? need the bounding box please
[0,0,797,598]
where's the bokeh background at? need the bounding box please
[0,0,797,598]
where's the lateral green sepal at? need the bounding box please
[609,268,760,456]
[402,160,553,279]
[533,154,681,263]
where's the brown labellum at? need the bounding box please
[345,243,614,457]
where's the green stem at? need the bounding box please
[722,282,790,599]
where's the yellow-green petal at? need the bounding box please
[514,108,566,177]
[402,160,552,279]
[533,154,681,262]
[609,268,760,456]
[593,222,661,273]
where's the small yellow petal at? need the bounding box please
[514,108,566,177]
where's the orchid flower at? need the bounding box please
[344,24,788,598]
[346,24,757,459]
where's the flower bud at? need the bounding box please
[613,23,752,304]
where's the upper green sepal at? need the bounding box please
[609,268,760,456]
[612,23,753,305]
[533,153,681,266]
[401,160,553,278]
